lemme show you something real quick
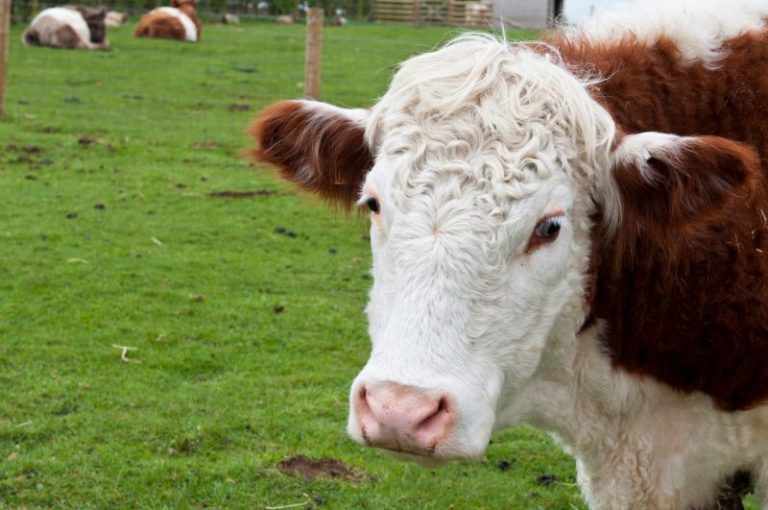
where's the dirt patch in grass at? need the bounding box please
[78,135,98,146]
[228,103,251,112]
[5,144,44,154]
[277,455,369,483]
[208,189,276,198]
[192,141,220,149]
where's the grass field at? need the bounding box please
[0,20,587,509]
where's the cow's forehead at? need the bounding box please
[365,36,617,196]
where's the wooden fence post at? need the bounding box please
[304,7,323,100]
[0,0,10,117]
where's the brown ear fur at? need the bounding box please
[609,135,760,265]
[614,136,759,225]
[247,100,373,209]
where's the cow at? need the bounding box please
[23,5,109,50]
[134,0,200,42]
[104,11,129,28]
[248,0,768,508]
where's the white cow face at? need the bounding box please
[250,36,617,461]
[351,159,585,459]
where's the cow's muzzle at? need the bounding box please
[352,381,456,456]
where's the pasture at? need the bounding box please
[0,20,586,509]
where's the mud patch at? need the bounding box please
[277,455,369,483]
[5,145,43,154]
[536,473,557,486]
[192,141,220,150]
[78,135,98,146]
[208,189,276,198]
[228,103,251,112]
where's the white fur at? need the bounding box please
[504,323,768,509]
[564,0,768,67]
[281,2,768,508]
[154,6,197,42]
[30,7,91,43]
[611,131,687,184]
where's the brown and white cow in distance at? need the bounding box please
[105,11,129,28]
[134,0,201,42]
[23,6,109,50]
[249,0,768,508]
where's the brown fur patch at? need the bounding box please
[554,30,768,161]
[134,2,200,41]
[556,31,768,410]
[248,101,373,209]
[134,12,186,40]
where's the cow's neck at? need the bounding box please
[506,325,757,510]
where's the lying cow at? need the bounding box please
[23,5,108,50]
[134,0,201,42]
[104,11,129,28]
[249,0,768,508]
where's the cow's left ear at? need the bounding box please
[247,100,373,209]
[607,132,760,227]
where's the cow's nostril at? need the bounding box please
[356,386,372,421]
[416,395,452,439]
[355,385,376,443]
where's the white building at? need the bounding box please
[562,0,626,24]
[494,0,625,28]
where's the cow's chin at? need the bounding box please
[382,450,452,467]
[380,447,485,467]
[348,427,489,467]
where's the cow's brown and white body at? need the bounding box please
[249,0,768,508]
[23,6,109,50]
[134,0,200,42]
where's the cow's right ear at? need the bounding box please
[248,100,373,209]
[605,132,760,229]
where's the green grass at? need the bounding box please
[0,21,582,509]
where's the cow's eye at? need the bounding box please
[527,215,562,253]
[534,216,561,239]
[366,197,380,214]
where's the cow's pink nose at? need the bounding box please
[354,382,454,455]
